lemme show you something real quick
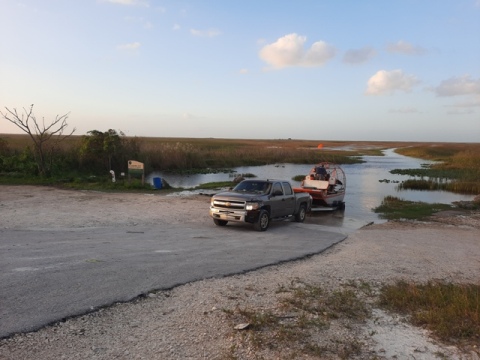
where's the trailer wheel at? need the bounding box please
[253,210,269,231]
[213,219,228,226]
[295,204,307,223]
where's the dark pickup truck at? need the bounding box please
[209,179,312,231]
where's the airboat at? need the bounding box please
[292,162,346,211]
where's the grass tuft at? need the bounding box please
[373,196,453,220]
[380,281,480,345]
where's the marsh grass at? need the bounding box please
[140,139,363,170]
[380,281,480,346]
[3,134,479,195]
[0,135,378,176]
[397,178,480,195]
[394,143,480,161]
[0,175,163,194]
[374,196,453,220]
[394,144,480,195]
[292,174,306,181]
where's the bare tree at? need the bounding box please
[1,104,76,177]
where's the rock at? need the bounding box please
[234,323,250,330]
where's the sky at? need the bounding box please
[1,0,479,142]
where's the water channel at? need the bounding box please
[147,149,474,231]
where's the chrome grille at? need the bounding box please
[212,199,246,210]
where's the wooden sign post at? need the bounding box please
[128,160,144,185]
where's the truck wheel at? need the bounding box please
[295,204,307,223]
[213,219,228,226]
[253,210,269,231]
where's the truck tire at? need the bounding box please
[213,219,228,226]
[253,210,269,231]
[295,204,307,223]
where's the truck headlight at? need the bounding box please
[246,202,260,211]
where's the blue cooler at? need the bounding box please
[153,177,163,189]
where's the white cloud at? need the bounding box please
[343,46,376,64]
[239,68,249,74]
[173,23,181,31]
[102,0,149,6]
[259,33,335,69]
[190,28,221,37]
[434,75,480,96]
[117,42,141,51]
[366,69,420,95]
[386,40,427,55]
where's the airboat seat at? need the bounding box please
[302,179,329,190]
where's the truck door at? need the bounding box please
[269,182,286,217]
[281,181,296,216]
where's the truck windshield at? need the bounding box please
[233,181,271,194]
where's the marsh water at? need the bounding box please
[148,149,474,231]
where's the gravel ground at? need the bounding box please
[0,186,479,359]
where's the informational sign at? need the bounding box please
[128,160,144,175]
[127,160,144,184]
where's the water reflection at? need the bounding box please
[147,149,474,231]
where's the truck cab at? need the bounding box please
[209,179,312,231]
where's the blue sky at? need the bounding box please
[1,0,479,142]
